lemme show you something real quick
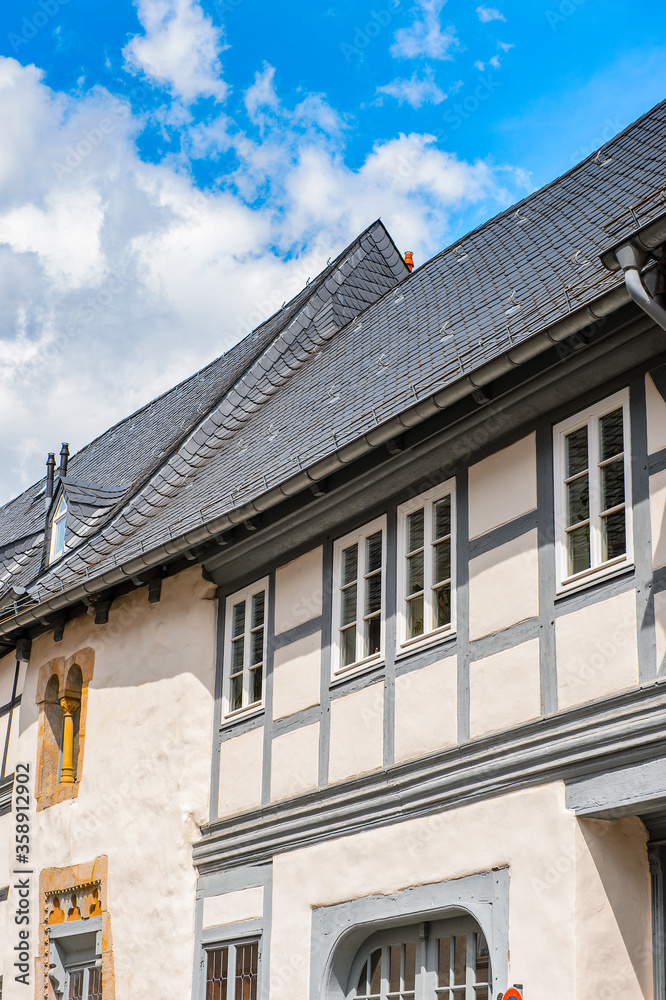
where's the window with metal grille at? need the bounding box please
[222,579,268,720]
[66,963,102,1000]
[349,920,490,1000]
[554,389,633,592]
[206,940,259,1000]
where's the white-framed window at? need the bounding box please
[397,480,456,650]
[332,516,386,675]
[49,494,67,563]
[348,918,490,1000]
[222,578,268,719]
[205,939,259,1000]
[554,388,633,592]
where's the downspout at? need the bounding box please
[600,210,666,332]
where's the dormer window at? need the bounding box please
[49,494,67,563]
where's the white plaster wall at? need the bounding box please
[575,817,652,999]
[267,782,650,1000]
[394,657,457,763]
[275,547,323,634]
[328,683,383,785]
[0,812,10,983]
[218,727,264,817]
[469,529,539,641]
[646,373,666,455]
[273,632,321,721]
[656,589,666,672]
[4,563,217,1000]
[468,434,537,538]
[556,590,639,711]
[650,468,666,570]
[202,886,264,929]
[270,723,320,802]
[469,639,541,739]
[0,649,17,706]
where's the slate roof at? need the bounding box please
[2,99,666,621]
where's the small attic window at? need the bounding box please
[49,495,67,563]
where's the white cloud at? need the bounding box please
[498,41,514,52]
[489,54,501,69]
[123,0,228,103]
[377,71,447,108]
[476,5,506,22]
[474,61,485,71]
[0,56,528,505]
[391,0,458,60]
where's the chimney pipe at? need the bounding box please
[45,453,56,510]
[404,251,414,273]
[59,442,69,479]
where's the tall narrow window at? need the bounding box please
[49,494,67,563]
[206,940,259,1000]
[555,390,632,591]
[398,481,456,649]
[332,517,386,674]
[223,580,268,719]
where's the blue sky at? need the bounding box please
[0,0,664,503]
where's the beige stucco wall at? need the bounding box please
[328,683,383,784]
[272,632,321,721]
[270,722,320,802]
[469,639,541,739]
[2,563,217,1000]
[469,529,539,641]
[646,373,666,455]
[468,433,537,538]
[656,589,666,673]
[275,546,323,634]
[650,468,666,571]
[202,886,264,929]
[394,657,457,763]
[218,726,264,816]
[267,782,651,1000]
[556,589,639,711]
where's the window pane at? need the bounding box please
[434,538,451,584]
[404,943,416,992]
[341,625,357,667]
[407,595,424,638]
[232,638,244,672]
[566,426,588,477]
[475,933,490,985]
[68,971,84,1000]
[356,959,369,995]
[207,946,229,1000]
[251,591,265,629]
[343,544,358,586]
[232,601,246,638]
[434,496,451,539]
[453,936,467,986]
[230,673,243,712]
[366,573,382,615]
[407,510,424,552]
[567,523,590,576]
[250,628,263,666]
[365,616,381,657]
[600,408,623,461]
[438,938,451,987]
[366,532,383,573]
[407,552,424,595]
[89,967,102,1000]
[251,664,263,704]
[369,949,382,996]
[342,584,357,626]
[435,584,451,629]
[567,474,589,526]
[236,942,258,1000]
[389,945,401,994]
[602,509,626,561]
[601,459,624,512]
[475,988,489,1000]
[53,516,67,555]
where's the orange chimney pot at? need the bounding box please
[404,251,414,272]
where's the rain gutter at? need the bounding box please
[600,210,666,332]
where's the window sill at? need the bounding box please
[221,703,265,728]
[331,654,384,687]
[555,559,634,599]
[396,625,457,659]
